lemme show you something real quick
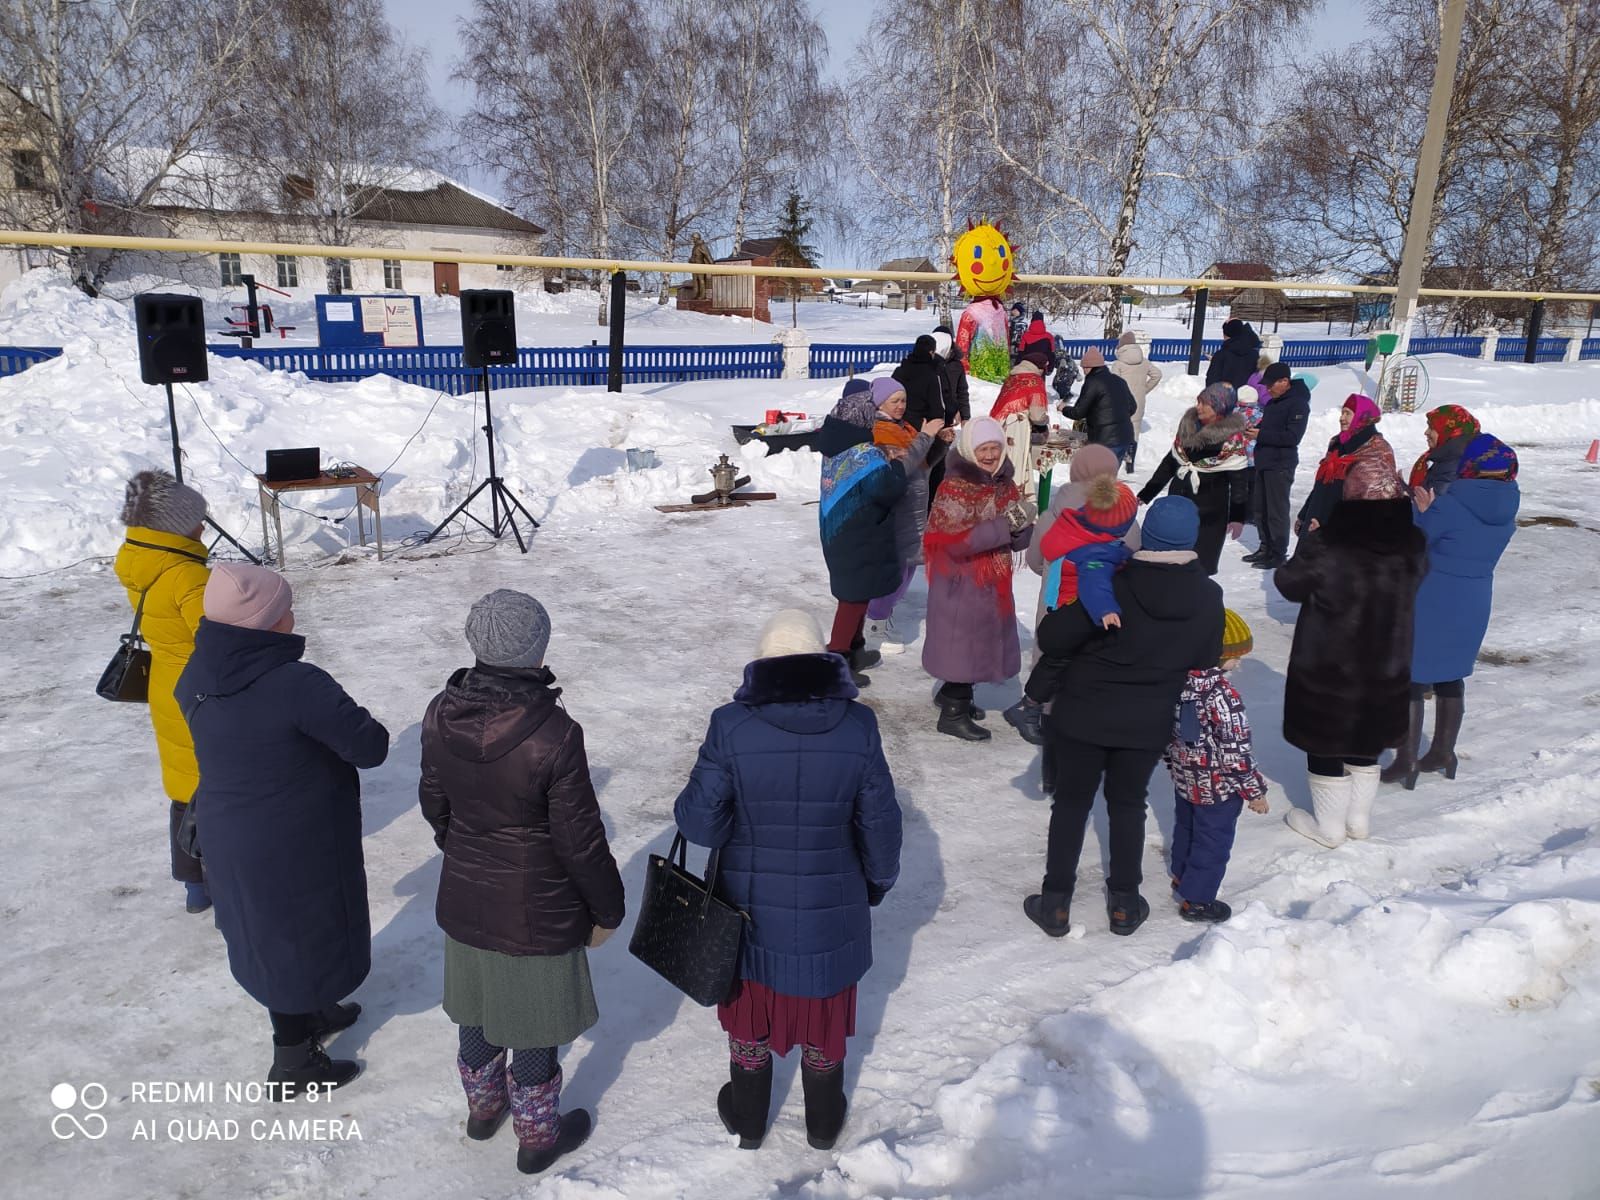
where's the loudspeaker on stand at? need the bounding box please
[460,289,517,367]
[135,293,209,385]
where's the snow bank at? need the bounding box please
[810,794,1600,1199]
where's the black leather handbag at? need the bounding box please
[629,833,749,1007]
[96,588,154,702]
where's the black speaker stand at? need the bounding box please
[424,369,539,552]
[163,382,262,564]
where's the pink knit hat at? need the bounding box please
[204,563,293,630]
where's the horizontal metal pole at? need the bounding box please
[2,229,1597,303]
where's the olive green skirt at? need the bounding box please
[442,937,598,1049]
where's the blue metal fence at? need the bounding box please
[0,346,63,376]
[1150,338,1221,361]
[208,343,783,392]
[3,333,1596,387]
[809,342,916,379]
[1410,336,1485,356]
[1493,337,1569,363]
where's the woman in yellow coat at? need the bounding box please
[113,470,212,912]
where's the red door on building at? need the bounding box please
[433,262,460,296]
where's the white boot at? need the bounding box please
[1345,763,1380,839]
[1286,772,1351,848]
[864,618,903,655]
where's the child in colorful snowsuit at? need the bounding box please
[1002,477,1138,745]
[1036,475,1137,628]
[1164,610,1269,924]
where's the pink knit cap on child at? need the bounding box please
[204,563,293,630]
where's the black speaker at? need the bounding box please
[461,289,517,367]
[135,293,209,385]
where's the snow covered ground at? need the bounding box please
[3,271,1600,1198]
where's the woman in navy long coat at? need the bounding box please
[177,565,389,1097]
[675,609,901,1154]
[1382,434,1519,788]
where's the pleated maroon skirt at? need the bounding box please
[717,978,857,1063]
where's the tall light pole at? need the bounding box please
[1392,0,1468,357]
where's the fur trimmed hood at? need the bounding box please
[735,652,858,711]
[1176,409,1251,455]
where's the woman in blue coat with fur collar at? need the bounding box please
[674,609,901,1154]
[1382,434,1519,788]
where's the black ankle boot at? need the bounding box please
[267,1038,361,1099]
[1002,698,1045,745]
[1106,890,1150,936]
[801,1061,847,1150]
[936,695,990,741]
[717,1060,772,1150]
[311,1002,361,1038]
[1023,892,1073,937]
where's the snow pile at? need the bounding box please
[815,801,1600,1197]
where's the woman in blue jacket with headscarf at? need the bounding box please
[675,609,901,1154]
[1382,434,1519,789]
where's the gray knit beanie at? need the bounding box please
[120,469,207,535]
[465,589,551,669]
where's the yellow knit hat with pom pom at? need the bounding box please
[1222,609,1253,663]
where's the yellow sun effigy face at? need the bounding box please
[952,223,1016,298]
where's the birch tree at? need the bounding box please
[716,0,828,250]
[461,0,653,322]
[845,0,1004,326]
[1507,0,1600,293]
[632,0,734,299]
[1246,0,1519,293]
[216,0,440,294]
[974,0,1314,336]
[0,0,267,293]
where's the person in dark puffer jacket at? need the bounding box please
[1205,319,1262,388]
[419,589,624,1176]
[892,335,947,433]
[817,385,911,682]
[675,609,902,1153]
[177,565,389,1100]
[1022,497,1224,939]
[1060,346,1136,457]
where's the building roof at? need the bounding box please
[345,181,543,234]
[878,256,937,274]
[132,151,542,236]
[724,237,785,260]
[1201,261,1275,281]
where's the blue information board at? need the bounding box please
[315,294,425,348]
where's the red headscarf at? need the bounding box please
[1408,404,1480,488]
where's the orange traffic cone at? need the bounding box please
[1587,439,1599,464]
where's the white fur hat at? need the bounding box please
[1237,384,1261,406]
[931,331,953,358]
[755,609,825,659]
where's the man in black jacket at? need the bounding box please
[1246,362,1310,568]
[892,335,947,431]
[1021,496,1223,939]
[1060,346,1136,457]
[1206,319,1262,389]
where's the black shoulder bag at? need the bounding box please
[96,586,155,703]
[629,832,749,1007]
[98,542,209,704]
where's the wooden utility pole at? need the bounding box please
[1393,0,1468,356]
